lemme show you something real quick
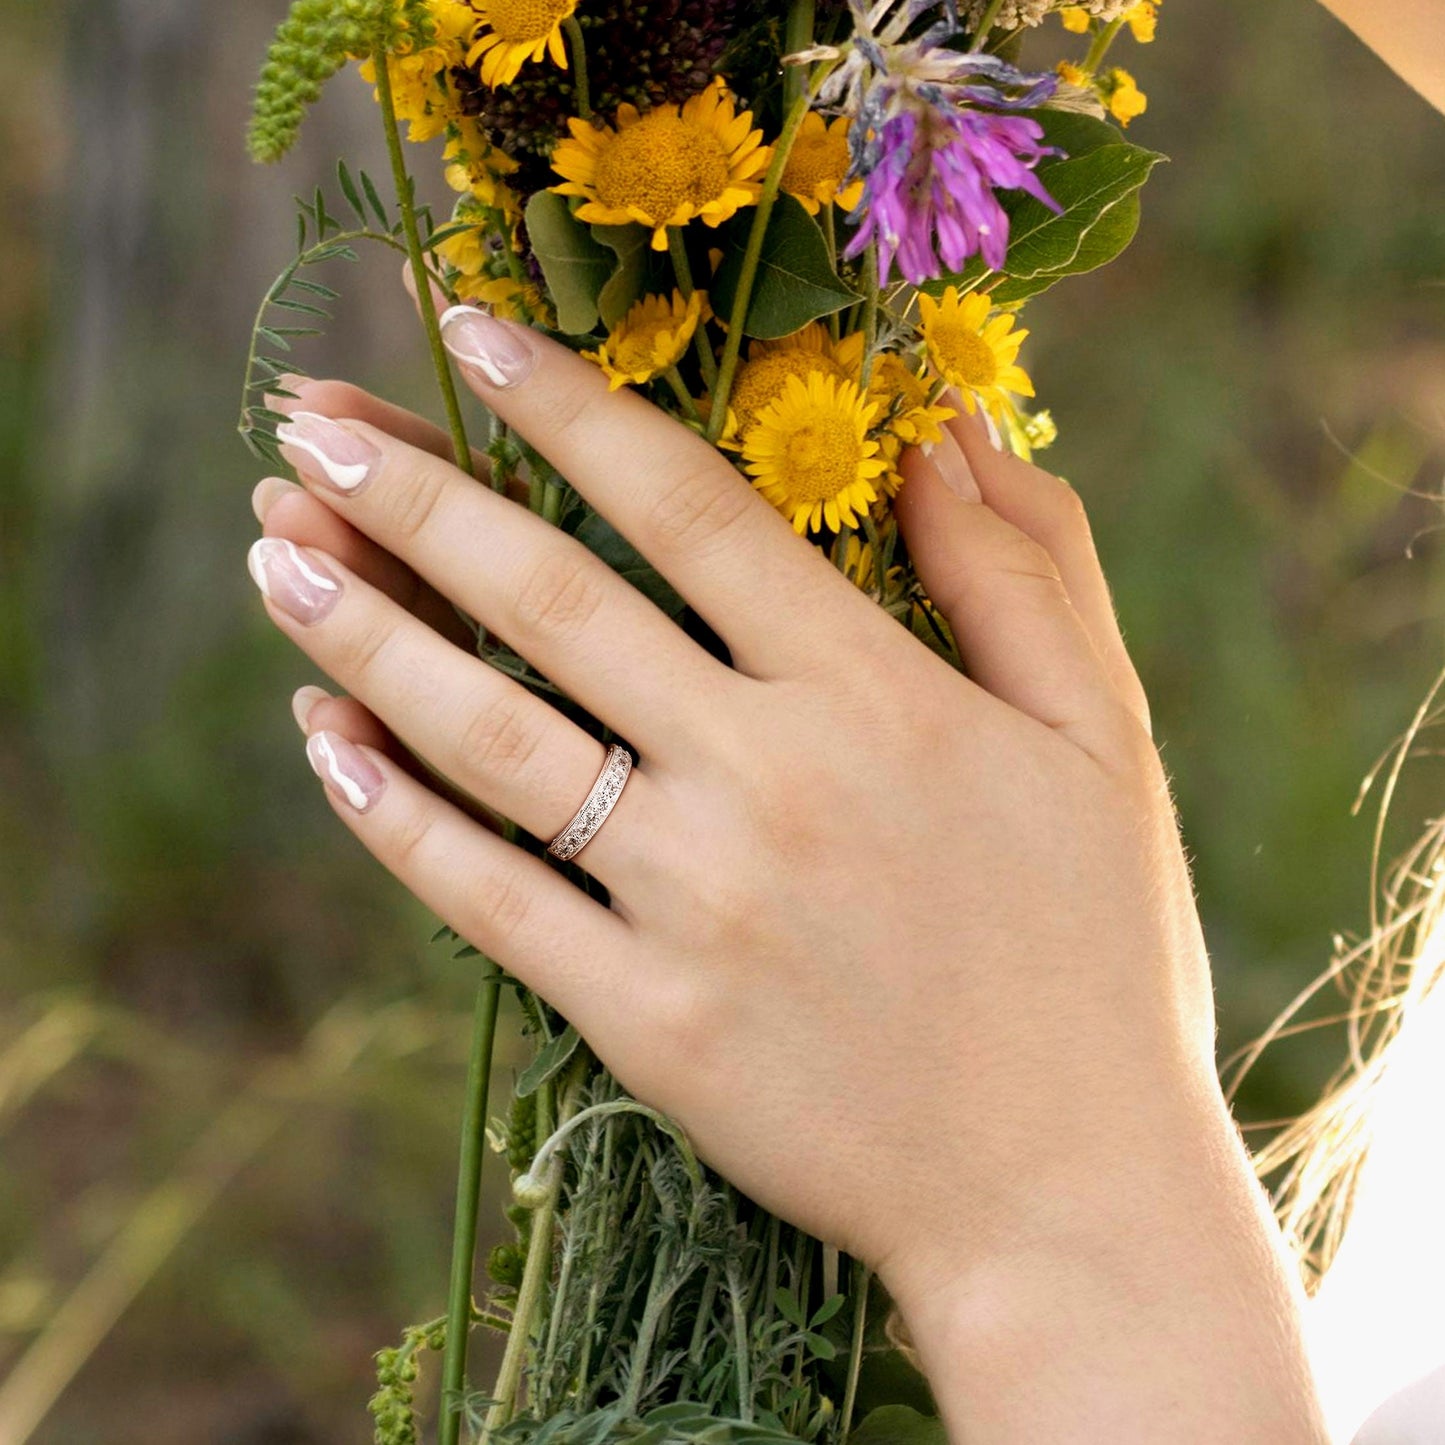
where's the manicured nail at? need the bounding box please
[440,305,536,388]
[251,475,298,523]
[924,428,981,502]
[276,412,378,493]
[291,684,331,734]
[247,538,342,625]
[306,730,385,812]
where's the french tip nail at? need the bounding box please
[439,303,486,330]
[246,538,273,598]
[306,730,384,813]
[291,685,331,734]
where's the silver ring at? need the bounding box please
[548,744,633,861]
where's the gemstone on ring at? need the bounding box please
[547,744,633,862]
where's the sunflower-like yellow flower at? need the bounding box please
[1103,67,1148,126]
[743,372,890,535]
[918,288,1034,419]
[779,113,865,217]
[582,290,710,390]
[465,0,578,88]
[550,80,772,251]
[719,323,865,447]
[360,0,474,142]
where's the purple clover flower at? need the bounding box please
[845,104,1061,282]
[813,0,1064,285]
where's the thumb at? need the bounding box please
[896,428,1134,762]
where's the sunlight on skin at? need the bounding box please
[1307,975,1445,1441]
[1317,0,1445,112]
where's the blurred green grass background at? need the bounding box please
[0,1,1442,1440]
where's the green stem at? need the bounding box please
[667,228,718,391]
[542,476,567,526]
[563,15,592,121]
[373,48,473,477]
[968,0,1007,49]
[783,0,816,106]
[663,366,703,424]
[1083,16,1127,73]
[860,242,880,381]
[705,88,817,442]
[838,1264,870,1440]
[482,1080,560,1441]
[437,964,503,1445]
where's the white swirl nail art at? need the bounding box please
[276,414,372,491]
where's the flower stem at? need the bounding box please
[373,48,473,477]
[968,0,1007,50]
[838,1263,870,1439]
[783,0,816,106]
[437,964,503,1445]
[705,89,816,443]
[663,366,703,424]
[563,16,592,121]
[667,228,718,391]
[1083,16,1127,73]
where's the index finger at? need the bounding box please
[438,305,877,678]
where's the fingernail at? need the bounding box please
[306,730,385,813]
[269,373,314,413]
[276,411,378,493]
[292,684,331,733]
[925,428,982,502]
[247,538,342,625]
[251,475,298,523]
[440,305,536,388]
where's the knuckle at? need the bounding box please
[386,461,452,543]
[512,549,606,635]
[340,613,396,682]
[456,690,543,777]
[646,461,754,556]
[479,863,534,945]
[389,803,438,872]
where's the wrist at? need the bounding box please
[878,1088,1329,1442]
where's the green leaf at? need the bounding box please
[592,223,654,327]
[996,142,1162,279]
[573,512,687,619]
[1034,109,1130,158]
[516,1023,581,1098]
[712,194,857,339]
[773,1288,806,1328]
[989,189,1142,304]
[848,1406,947,1445]
[337,160,365,222]
[810,1292,846,1327]
[525,191,615,334]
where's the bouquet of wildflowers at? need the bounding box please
[241,1,1164,1440]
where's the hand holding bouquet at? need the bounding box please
[239,4,1198,1443]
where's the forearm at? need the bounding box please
[885,1089,1330,1443]
[1316,0,1445,113]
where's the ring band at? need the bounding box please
[548,744,633,862]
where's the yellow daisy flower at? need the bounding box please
[779,113,865,217]
[1104,67,1148,126]
[720,322,865,446]
[918,287,1035,419]
[582,290,710,390]
[444,119,523,223]
[550,80,772,251]
[743,372,890,535]
[466,0,578,88]
[868,353,958,491]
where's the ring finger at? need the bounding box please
[247,536,648,882]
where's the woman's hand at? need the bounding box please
[250,305,1326,1441]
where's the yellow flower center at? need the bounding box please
[613,328,668,375]
[479,0,574,42]
[929,324,1000,390]
[594,112,732,223]
[780,128,851,196]
[731,352,846,433]
[779,414,869,505]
